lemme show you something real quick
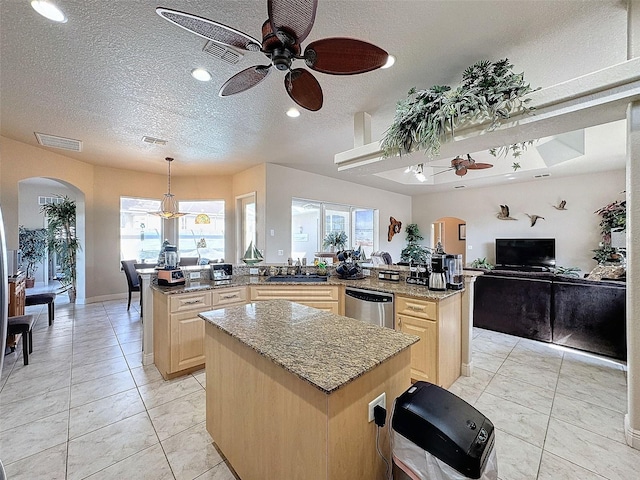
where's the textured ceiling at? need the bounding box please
[0,0,629,194]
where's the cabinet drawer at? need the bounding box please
[170,292,212,313]
[396,296,437,320]
[250,285,339,302]
[212,287,247,307]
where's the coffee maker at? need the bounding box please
[445,254,464,290]
[429,255,447,291]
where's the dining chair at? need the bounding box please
[121,260,141,312]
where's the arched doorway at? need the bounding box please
[432,216,466,264]
[18,177,86,302]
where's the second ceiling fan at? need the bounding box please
[429,155,494,178]
[156,0,390,111]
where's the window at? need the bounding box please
[178,200,225,262]
[120,197,163,263]
[291,198,378,262]
[237,192,257,262]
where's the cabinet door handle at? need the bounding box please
[408,305,424,312]
[221,294,238,299]
[183,299,202,305]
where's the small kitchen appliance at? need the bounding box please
[210,263,233,282]
[378,269,400,282]
[406,262,429,286]
[392,381,497,480]
[446,254,464,290]
[429,254,447,291]
[157,245,185,286]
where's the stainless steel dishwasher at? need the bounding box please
[344,287,394,329]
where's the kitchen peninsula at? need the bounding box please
[200,300,418,480]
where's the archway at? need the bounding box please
[18,177,86,302]
[432,216,466,264]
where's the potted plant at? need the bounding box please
[322,231,347,252]
[41,196,80,302]
[470,257,494,270]
[593,199,626,265]
[400,224,431,264]
[381,59,536,161]
[18,226,48,288]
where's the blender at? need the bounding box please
[157,245,185,286]
[446,254,464,290]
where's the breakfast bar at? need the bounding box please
[200,299,418,480]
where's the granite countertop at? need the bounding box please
[199,299,418,394]
[151,273,463,301]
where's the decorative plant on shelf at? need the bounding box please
[400,224,431,264]
[470,257,494,270]
[381,59,537,161]
[593,198,626,264]
[41,195,80,302]
[18,226,48,287]
[553,266,581,278]
[322,231,347,252]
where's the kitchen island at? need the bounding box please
[200,300,418,480]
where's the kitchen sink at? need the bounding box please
[266,274,328,283]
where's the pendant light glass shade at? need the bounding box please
[150,157,186,219]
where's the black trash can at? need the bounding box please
[391,382,497,480]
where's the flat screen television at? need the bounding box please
[495,238,556,269]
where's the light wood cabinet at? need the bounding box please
[249,285,342,314]
[395,294,461,388]
[8,273,26,317]
[154,286,247,379]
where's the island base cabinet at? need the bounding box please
[397,314,437,383]
[395,294,462,388]
[205,322,411,480]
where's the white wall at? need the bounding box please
[264,164,412,264]
[411,170,626,274]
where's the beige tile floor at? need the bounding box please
[449,327,638,480]
[1,293,637,479]
[1,295,235,480]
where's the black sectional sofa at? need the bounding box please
[473,270,626,360]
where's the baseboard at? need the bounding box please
[83,293,131,304]
[625,414,640,450]
[143,352,154,366]
[461,361,474,377]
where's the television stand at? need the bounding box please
[496,265,552,272]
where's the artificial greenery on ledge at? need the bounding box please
[381,59,537,163]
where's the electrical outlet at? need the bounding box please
[278,249,284,256]
[189,272,201,280]
[368,392,386,422]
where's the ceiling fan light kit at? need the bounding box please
[157,0,389,111]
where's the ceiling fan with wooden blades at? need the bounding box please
[156,0,389,111]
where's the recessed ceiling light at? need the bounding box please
[381,55,395,69]
[191,68,212,82]
[286,107,300,118]
[31,1,67,23]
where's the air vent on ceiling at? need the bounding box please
[34,132,82,152]
[534,173,551,178]
[454,185,466,189]
[203,40,243,64]
[142,136,168,145]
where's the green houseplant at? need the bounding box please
[400,224,431,264]
[41,196,80,302]
[470,257,494,270]
[322,231,347,252]
[593,199,626,264]
[381,59,536,160]
[18,226,48,287]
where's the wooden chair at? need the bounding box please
[121,260,141,312]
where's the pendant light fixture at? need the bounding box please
[150,157,186,219]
